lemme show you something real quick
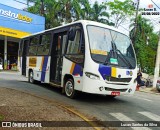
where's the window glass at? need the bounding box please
[28,46,37,56]
[57,35,61,51]
[37,33,51,55]
[62,35,67,55]
[66,28,84,65]
[87,25,136,68]
[28,36,39,56]
[66,30,81,54]
[41,33,51,45]
[110,30,134,57]
[30,36,39,46]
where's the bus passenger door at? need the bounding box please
[50,32,67,83]
[64,26,85,90]
[22,40,29,76]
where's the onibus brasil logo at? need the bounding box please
[0,8,33,23]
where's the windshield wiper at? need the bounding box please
[104,41,133,69]
[104,41,118,65]
[116,49,133,69]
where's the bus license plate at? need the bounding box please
[111,92,120,96]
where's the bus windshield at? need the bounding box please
[87,25,136,69]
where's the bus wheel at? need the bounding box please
[28,70,35,84]
[64,79,76,98]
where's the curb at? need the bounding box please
[1,87,102,130]
[139,89,160,95]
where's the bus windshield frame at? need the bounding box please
[87,25,136,69]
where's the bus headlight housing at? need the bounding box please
[85,72,100,80]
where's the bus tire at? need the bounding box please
[28,70,35,84]
[64,79,77,98]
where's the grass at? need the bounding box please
[0,115,4,121]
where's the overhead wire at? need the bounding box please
[119,24,130,32]
[12,0,35,7]
[154,21,160,26]
[13,0,29,5]
[140,15,160,29]
[150,0,160,10]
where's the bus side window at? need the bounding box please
[62,35,67,55]
[37,33,51,55]
[67,29,81,54]
[30,36,39,46]
[28,36,39,56]
[66,27,84,65]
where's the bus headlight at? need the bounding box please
[85,72,100,80]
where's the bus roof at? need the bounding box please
[22,20,127,39]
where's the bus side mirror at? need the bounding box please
[68,28,76,41]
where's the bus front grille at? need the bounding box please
[106,77,132,83]
[105,87,128,92]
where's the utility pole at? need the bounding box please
[153,30,160,88]
[27,0,29,8]
[40,0,44,16]
[133,0,140,44]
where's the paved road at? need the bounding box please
[0,72,160,130]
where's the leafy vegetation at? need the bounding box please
[26,0,159,74]
[27,0,113,28]
[130,15,158,74]
[106,0,135,28]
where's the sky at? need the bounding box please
[0,0,28,9]
[0,0,160,35]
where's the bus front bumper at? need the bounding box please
[82,78,137,96]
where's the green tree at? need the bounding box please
[146,33,159,74]
[27,0,114,28]
[79,0,92,20]
[90,1,112,25]
[60,0,82,23]
[106,0,135,28]
[27,0,85,27]
[27,0,62,28]
[130,15,158,74]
